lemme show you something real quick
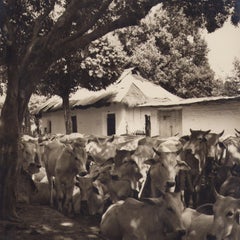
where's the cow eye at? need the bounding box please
[167,207,174,212]
[226,211,234,218]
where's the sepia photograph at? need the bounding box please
[0,1,240,239]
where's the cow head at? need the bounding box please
[207,193,240,240]
[182,129,211,172]
[75,175,106,216]
[183,129,211,153]
[144,148,190,194]
[19,140,41,175]
[205,130,225,161]
[113,159,142,190]
[143,192,186,237]
[71,142,88,176]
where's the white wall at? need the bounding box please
[40,104,160,136]
[41,104,127,135]
[40,100,240,137]
[182,101,240,136]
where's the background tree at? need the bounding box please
[117,5,216,98]
[0,0,239,221]
[222,58,240,96]
[37,37,127,134]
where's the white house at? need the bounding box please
[34,68,240,137]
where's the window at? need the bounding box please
[107,113,116,136]
[71,116,78,133]
[47,120,52,134]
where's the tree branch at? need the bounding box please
[44,0,99,47]
[61,0,113,45]
[54,14,142,57]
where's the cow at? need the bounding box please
[100,192,186,240]
[140,141,190,198]
[182,207,213,240]
[222,136,240,166]
[86,135,117,164]
[112,150,143,192]
[43,140,88,214]
[205,131,225,162]
[97,167,133,203]
[19,139,42,175]
[17,138,42,203]
[206,194,240,240]
[178,129,211,207]
[75,175,108,216]
[220,175,240,198]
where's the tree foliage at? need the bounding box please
[117,5,216,98]
[222,58,240,96]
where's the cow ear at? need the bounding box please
[176,160,191,171]
[144,158,157,165]
[130,149,136,155]
[92,186,99,194]
[19,142,25,150]
[218,142,226,149]
[180,135,190,143]
[196,203,214,215]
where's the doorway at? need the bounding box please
[158,109,182,137]
[107,113,116,136]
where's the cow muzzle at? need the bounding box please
[206,234,216,240]
[166,181,176,188]
[78,171,88,177]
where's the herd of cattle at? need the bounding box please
[17,129,240,240]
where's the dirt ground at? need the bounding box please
[0,204,105,240]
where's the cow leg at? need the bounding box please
[49,178,54,207]
[64,182,74,215]
[55,178,64,212]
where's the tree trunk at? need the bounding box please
[22,107,31,136]
[0,78,20,221]
[62,94,72,134]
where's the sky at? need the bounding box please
[203,20,240,80]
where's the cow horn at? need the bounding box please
[213,187,224,201]
[218,130,224,137]
[235,129,240,134]
[152,147,161,156]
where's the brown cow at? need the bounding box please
[17,138,42,203]
[178,129,211,208]
[43,140,88,214]
[86,135,116,164]
[206,194,240,240]
[140,138,189,198]
[140,148,190,198]
[75,175,108,216]
[182,207,213,240]
[100,192,186,240]
[97,166,133,203]
[19,139,42,174]
[222,136,240,166]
